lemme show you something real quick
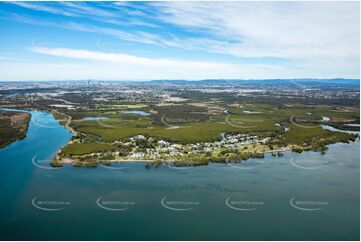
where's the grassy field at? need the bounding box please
[68,104,358,142]
[57,103,359,159]
[60,142,117,155]
[71,115,280,143]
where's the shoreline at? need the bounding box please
[0,108,31,149]
[57,139,360,167]
[58,143,354,166]
[3,107,355,167]
[55,128,359,167]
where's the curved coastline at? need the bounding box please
[0,107,72,160]
[1,107,358,168]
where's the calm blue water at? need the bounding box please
[0,110,359,240]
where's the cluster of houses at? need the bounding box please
[116,133,272,160]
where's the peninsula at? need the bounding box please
[0,80,359,167]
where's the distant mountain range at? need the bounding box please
[0,78,359,87]
[147,78,360,86]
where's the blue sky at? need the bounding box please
[0,1,359,81]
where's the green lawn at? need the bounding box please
[61,143,117,155]
[59,103,358,157]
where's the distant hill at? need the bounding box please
[147,79,360,87]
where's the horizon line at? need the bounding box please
[0,78,360,83]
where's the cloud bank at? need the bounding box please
[0,1,359,81]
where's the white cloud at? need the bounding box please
[1,2,359,80]
[8,2,76,17]
[151,2,359,59]
[8,2,359,63]
[59,2,117,17]
[7,1,157,28]
[65,22,162,46]
[0,45,354,81]
[28,46,238,71]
